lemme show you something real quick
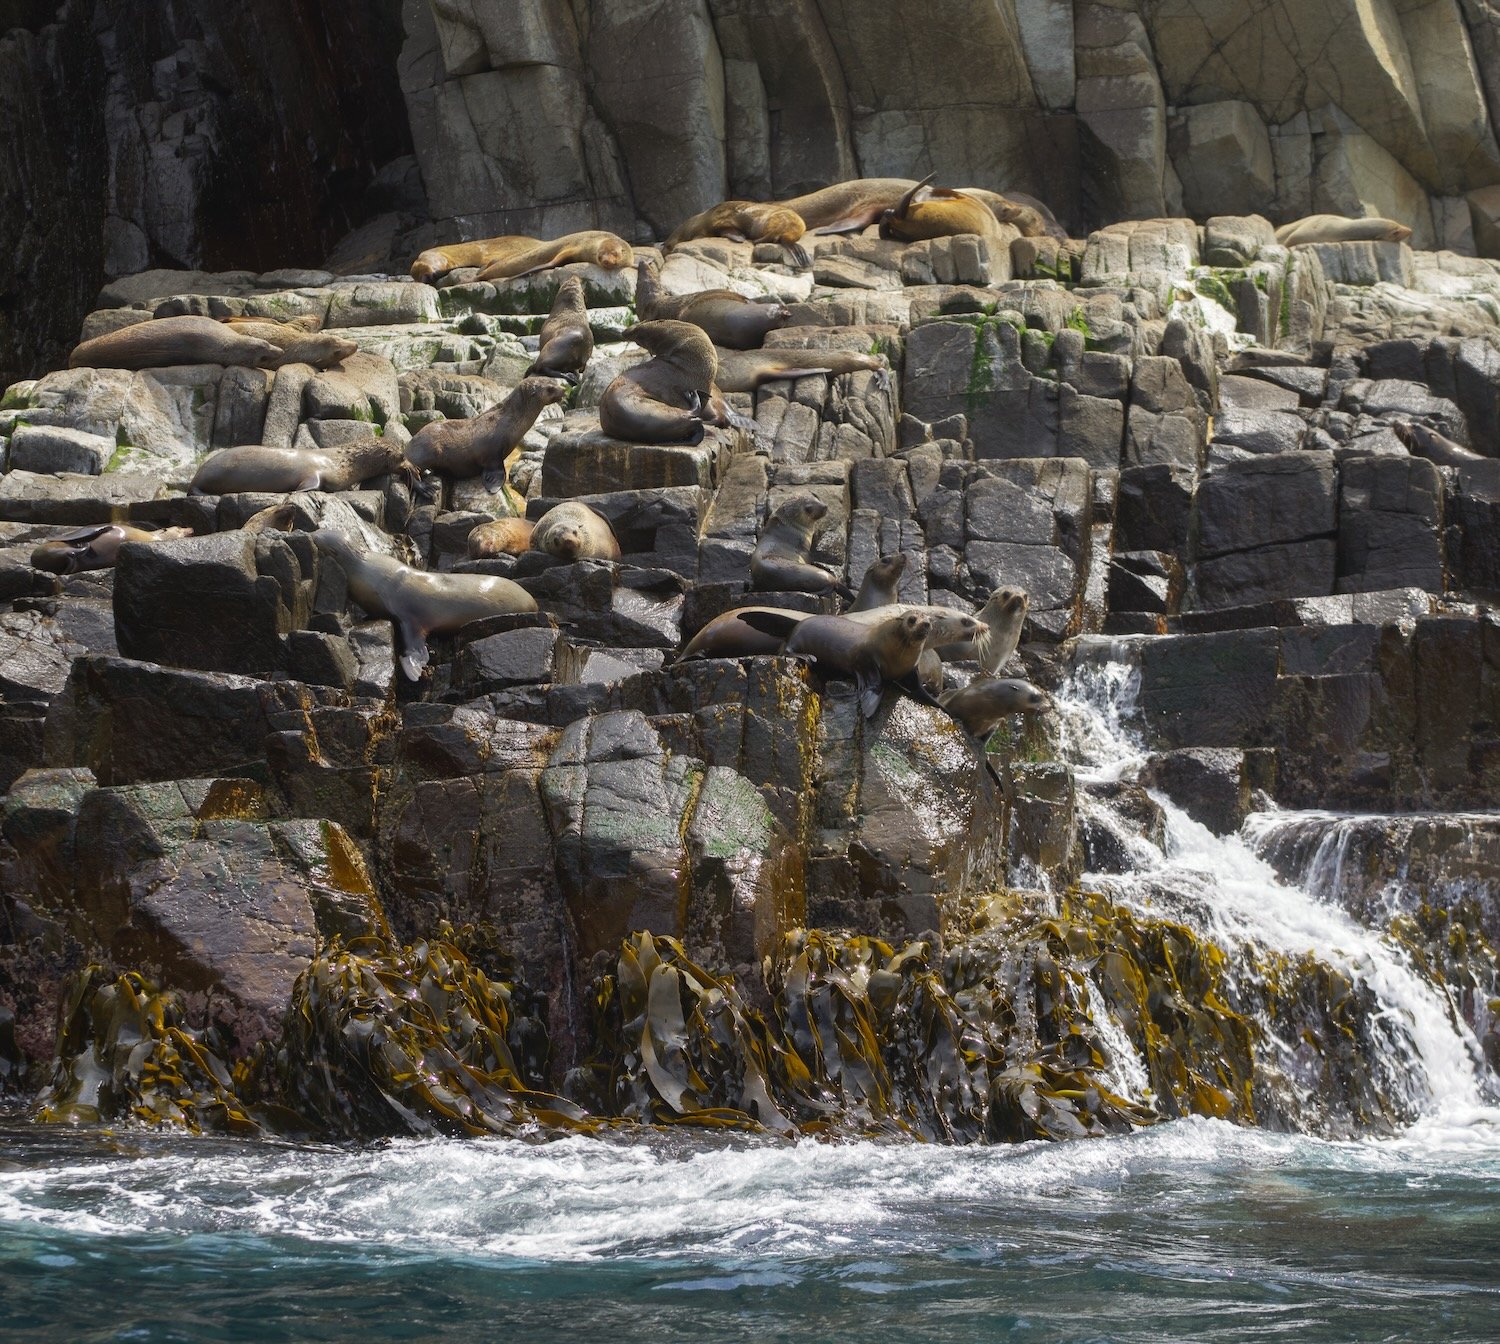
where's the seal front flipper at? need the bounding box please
[297,472,321,491]
[787,243,811,268]
[396,618,430,681]
[482,467,507,493]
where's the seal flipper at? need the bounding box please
[856,668,884,719]
[50,524,115,545]
[482,467,507,493]
[894,668,942,708]
[786,243,811,269]
[734,610,804,643]
[298,472,322,491]
[396,618,430,681]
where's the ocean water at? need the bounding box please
[4,1116,1500,1342]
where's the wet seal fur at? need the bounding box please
[31,523,193,574]
[939,586,1028,673]
[1274,215,1412,246]
[69,315,279,370]
[525,276,593,383]
[530,501,621,562]
[849,553,908,611]
[939,677,1046,739]
[312,528,537,679]
[751,494,853,600]
[666,201,810,265]
[635,259,791,350]
[1393,420,1485,466]
[411,231,634,284]
[407,376,568,491]
[599,319,722,445]
[467,517,536,559]
[220,317,357,370]
[190,438,405,495]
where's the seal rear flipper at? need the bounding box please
[894,668,942,708]
[396,619,430,681]
[786,243,811,269]
[482,467,507,493]
[856,670,884,719]
[49,524,114,544]
[831,580,857,603]
[734,610,803,642]
[811,215,879,235]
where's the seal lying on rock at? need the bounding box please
[1274,215,1412,246]
[30,522,193,574]
[849,553,908,611]
[879,178,1014,249]
[220,317,357,370]
[241,501,300,533]
[937,586,1028,673]
[69,315,280,370]
[939,677,1046,739]
[665,201,810,266]
[1393,420,1485,466]
[467,517,535,559]
[776,610,934,718]
[411,232,634,284]
[777,178,924,234]
[525,276,593,384]
[671,605,809,663]
[529,501,621,562]
[714,347,890,394]
[189,438,406,495]
[407,377,568,491]
[599,320,723,445]
[955,187,1066,241]
[312,528,537,680]
[635,260,791,350]
[750,495,853,600]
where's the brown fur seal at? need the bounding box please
[241,501,299,533]
[777,178,923,235]
[189,438,405,495]
[411,232,634,285]
[1392,420,1484,466]
[939,677,1046,739]
[30,523,193,574]
[599,320,722,445]
[467,517,535,559]
[665,201,810,266]
[672,605,807,663]
[312,528,537,679]
[777,610,934,718]
[751,494,853,601]
[849,553,908,611]
[407,377,568,491]
[714,347,890,394]
[938,587,1028,673]
[880,179,1013,248]
[529,501,621,562]
[844,604,987,655]
[219,317,357,370]
[525,276,594,384]
[1274,215,1412,246]
[69,316,279,370]
[635,260,791,350]
[955,187,1064,241]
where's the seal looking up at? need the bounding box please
[635,259,792,350]
[849,553,908,611]
[525,276,594,384]
[189,438,406,495]
[69,316,279,370]
[750,494,853,601]
[529,501,621,562]
[410,231,634,284]
[598,319,723,445]
[665,201,810,266]
[937,586,1028,674]
[30,523,193,574]
[312,528,537,680]
[407,377,568,493]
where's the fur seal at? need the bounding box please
[1274,215,1412,246]
[843,605,988,680]
[879,179,1013,249]
[30,523,193,574]
[599,320,722,445]
[777,178,924,235]
[665,201,810,266]
[241,501,299,533]
[849,553,908,611]
[312,528,537,679]
[1392,420,1484,467]
[411,232,634,285]
[955,187,1065,241]
[219,317,357,370]
[939,677,1046,739]
[938,586,1028,673]
[751,495,853,600]
[190,438,405,495]
[635,260,791,350]
[467,517,535,559]
[407,377,568,491]
[525,276,594,383]
[672,605,806,663]
[529,501,621,562]
[69,316,280,370]
[778,610,934,718]
[714,347,890,394]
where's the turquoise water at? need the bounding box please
[4,1115,1500,1342]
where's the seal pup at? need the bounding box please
[190,438,406,495]
[778,610,934,718]
[1274,215,1412,246]
[777,178,925,234]
[311,528,537,680]
[1392,420,1485,467]
[670,605,807,663]
[411,231,634,284]
[407,377,568,492]
[467,517,535,559]
[220,317,357,370]
[526,276,593,383]
[598,319,722,445]
[665,201,810,266]
[69,316,279,370]
[529,501,621,562]
[939,677,1046,739]
[714,347,890,394]
[849,553,908,612]
[30,522,193,574]
[750,495,854,601]
[635,259,791,350]
[938,586,1028,673]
